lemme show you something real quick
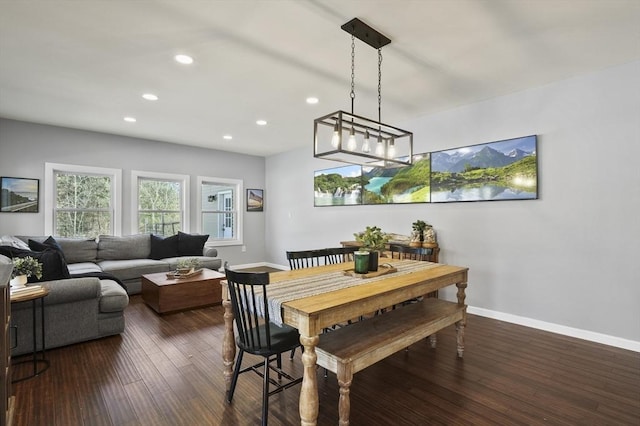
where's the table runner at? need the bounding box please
[261,260,442,326]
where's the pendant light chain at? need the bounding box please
[378,48,382,123]
[350,34,356,115]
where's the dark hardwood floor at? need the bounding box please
[10,296,640,425]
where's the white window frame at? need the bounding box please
[197,176,243,246]
[131,170,190,236]
[44,162,122,236]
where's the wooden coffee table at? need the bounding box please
[141,268,224,314]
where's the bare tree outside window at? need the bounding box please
[138,178,182,236]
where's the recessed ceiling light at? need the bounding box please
[223,135,233,140]
[142,93,158,101]
[306,97,319,104]
[256,120,267,126]
[123,117,136,123]
[174,54,194,65]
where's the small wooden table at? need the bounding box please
[142,268,224,314]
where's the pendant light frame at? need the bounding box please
[313,18,413,168]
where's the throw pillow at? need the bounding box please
[177,232,209,256]
[149,234,179,260]
[0,246,70,283]
[28,235,66,261]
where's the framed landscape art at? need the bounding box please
[314,165,363,206]
[430,135,538,203]
[362,153,431,204]
[246,189,264,211]
[0,176,40,213]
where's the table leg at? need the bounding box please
[299,334,320,426]
[222,298,236,392]
[456,281,468,358]
[337,363,354,426]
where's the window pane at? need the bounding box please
[138,212,182,236]
[201,183,235,210]
[55,172,112,237]
[55,211,111,238]
[202,212,236,239]
[138,178,182,235]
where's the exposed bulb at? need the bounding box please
[361,131,371,153]
[375,135,384,156]
[387,138,396,158]
[331,123,340,148]
[347,128,357,151]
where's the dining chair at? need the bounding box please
[224,263,302,426]
[389,244,439,299]
[286,249,324,269]
[324,246,359,264]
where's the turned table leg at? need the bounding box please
[456,281,468,358]
[222,297,236,392]
[337,363,354,426]
[299,334,320,426]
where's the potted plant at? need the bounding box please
[354,226,389,271]
[10,256,43,288]
[177,258,201,274]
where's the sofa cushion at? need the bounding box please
[177,232,209,256]
[98,234,150,260]
[99,280,129,313]
[56,237,98,263]
[163,256,222,272]
[149,234,179,260]
[97,259,170,281]
[67,262,103,275]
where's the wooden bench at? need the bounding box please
[315,298,466,425]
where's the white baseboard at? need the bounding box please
[468,306,640,353]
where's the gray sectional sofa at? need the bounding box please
[2,233,222,356]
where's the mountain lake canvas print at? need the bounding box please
[362,153,431,204]
[430,135,538,202]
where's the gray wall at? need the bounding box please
[265,61,640,345]
[0,119,266,266]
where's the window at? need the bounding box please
[45,163,121,237]
[198,177,242,245]
[132,171,189,236]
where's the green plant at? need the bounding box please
[177,258,201,270]
[412,220,429,232]
[354,226,389,251]
[11,256,43,280]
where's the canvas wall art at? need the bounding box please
[0,176,40,213]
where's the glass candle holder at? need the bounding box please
[354,251,370,274]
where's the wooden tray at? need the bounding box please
[342,264,397,279]
[166,268,204,279]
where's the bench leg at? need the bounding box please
[337,363,354,426]
[456,319,465,358]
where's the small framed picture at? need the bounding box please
[0,177,40,213]
[247,189,264,212]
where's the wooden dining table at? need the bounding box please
[221,259,469,425]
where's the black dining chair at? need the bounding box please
[389,244,432,261]
[224,264,302,426]
[286,249,325,269]
[324,246,359,264]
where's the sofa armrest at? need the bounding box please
[40,277,101,305]
[203,246,218,257]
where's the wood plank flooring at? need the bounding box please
[10,296,640,425]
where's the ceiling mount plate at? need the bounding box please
[341,18,391,49]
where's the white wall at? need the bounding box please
[0,119,267,266]
[265,61,640,347]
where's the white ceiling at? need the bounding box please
[1,0,639,157]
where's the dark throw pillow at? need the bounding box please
[149,234,179,260]
[177,232,209,256]
[28,235,66,261]
[0,246,70,283]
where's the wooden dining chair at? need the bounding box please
[224,263,302,426]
